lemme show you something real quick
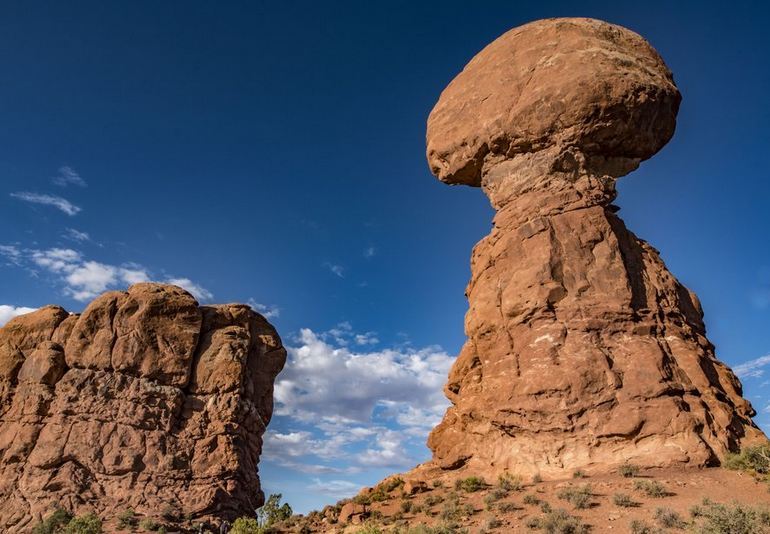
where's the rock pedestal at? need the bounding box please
[425,18,766,478]
[0,283,286,531]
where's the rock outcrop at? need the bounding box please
[425,18,766,478]
[0,283,286,531]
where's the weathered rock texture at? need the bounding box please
[425,18,766,478]
[0,283,286,531]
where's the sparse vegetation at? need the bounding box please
[424,494,444,507]
[498,502,518,513]
[483,488,508,509]
[355,522,384,534]
[32,511,102,534]
[619,463,641,478]
[655,507,686,529]
[523,493,540,505]
[556,484,592,509]
[256,493,293,527]
[440,493,474,521]
[139,517,160,531]
[691,500,770,534]
[527,508,588,533]
[629,519,654,534]
[613,492,635,507]
[572,470,586,479]
[540,501,552,513]
[498,472,523,491]
[32,509,73,534]
[116,509,136,530]
[724,443,770,474]
[481,516,501,531]
[532,473,543,483]
[401,500,413,513]
[454,476,486,493]
[634,479,668,498]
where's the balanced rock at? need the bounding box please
[425,18,766,478]
[0,283,286,531]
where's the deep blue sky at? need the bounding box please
[1,0,768,514]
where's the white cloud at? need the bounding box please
[5,246,211,303]
[355,332,379,345]
[306,478,361,498]
[63,228,91,242]
[323,262,345,278]
[10,192,81,216]
[0,305,38,327]
[52,166,87,187]
[0,245,22,265]
[248,298,280,319]
[364,246,376,259]
[165,278,213,302]
[734,354,770,379]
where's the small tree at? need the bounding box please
[256,494,293,528]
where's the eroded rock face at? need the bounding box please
[0,283,286,531]
[425,18,766,478]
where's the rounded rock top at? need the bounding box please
[426,17,681,186]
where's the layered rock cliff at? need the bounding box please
[424,18,766,478]
[0,283,286,531]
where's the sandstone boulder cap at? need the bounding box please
[426,17,681,186]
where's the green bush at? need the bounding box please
[629,520,653,534]
[498,473,522,491]
[63,513,102,534]
[400,500,413,513]
[32,509,73,534]
[619,463,640,478]
[498,502,517,513]
[230,517,265,534]
[424,494,444,507]
[355,522,384,534]
[655,507,686,529]
[633,479,668,498]
[571,470,586,479]
[724,443,770,474]
[693,500,770,534]
[454,476,486,493]
[556,485,592,510]
[522,494,540,505]
[612,493,635,507]
[116,509,136,530]
[256,494,293,526]
[538,509,588,533]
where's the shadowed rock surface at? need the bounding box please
[0,283,286,531]
[424,17,766,479]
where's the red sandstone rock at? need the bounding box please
[424,17,766,479]
[0,283,286,531]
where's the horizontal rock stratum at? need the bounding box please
[0,283,286,531]
[424,18,766,478]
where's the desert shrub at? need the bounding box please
[556,485,592,509]
[498,472,523,491]
[690,504,704,517]
[116,509,136,530]
[229,517,264,534]
[402,522,468,534]
[532,474,543,483]
[694,501,770,534]
[629,520,653,534]
[633,479,668,498]
[612,493,635,507]
[424,494,444,507]
[525,516,541,529]
[455,476,486,493]
[400,500,413,513]
[383,477,405,493]
[139,517,162,531]
[32,509,74,534]
[498,502,518,513]
[655,507,686,529]
[432,480,444,488]
[523,493,540,505]
[482,516,502,530]
[355,522,384,534]
[538,509,588,533]
[63,513,103,534]
[483,488,508,509]
[724,443,770,474]
[619,463,640,478]
[540,501,552,513]
[572,470,586,479]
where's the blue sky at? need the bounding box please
[1,0,768,515]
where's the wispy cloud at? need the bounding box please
[2,245,213,303]
[10,192,81,216]
[247,298,280,319]
[63,228,91,242]
[733,354,770,379]
[52,166,87,187]
[0,305,38,327]
[323,262,345,278]
[364,246,376,259]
